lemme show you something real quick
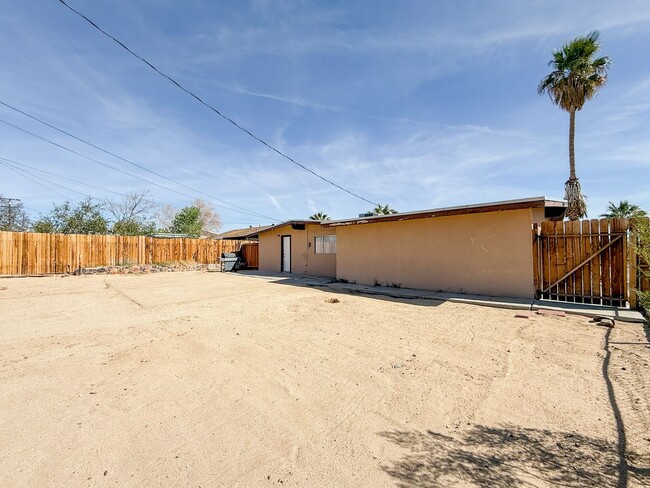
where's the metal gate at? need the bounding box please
[533,218,629,307]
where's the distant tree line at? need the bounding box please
[0,196,31,232]
[0,191,221,238]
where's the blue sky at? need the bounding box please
[1,1,649,230]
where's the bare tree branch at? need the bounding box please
[103,190,158,223]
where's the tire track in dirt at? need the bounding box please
[106,283,144,308]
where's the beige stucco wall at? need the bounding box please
[258,223,337,277]
[531,207,546,226]
[334,208,536,298]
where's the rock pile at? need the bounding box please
[79,263,216,275]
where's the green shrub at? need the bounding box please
[631,217,650,313]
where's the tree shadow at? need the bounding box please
[378,424,643,487]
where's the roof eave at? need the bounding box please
[323,197,566,228]
[255,220,321,235]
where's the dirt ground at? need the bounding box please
[1,271,648,487]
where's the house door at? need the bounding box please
[281,235,291,272]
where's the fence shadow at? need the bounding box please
[378,424,628,487]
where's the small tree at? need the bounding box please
[170,206,202,237]
[33,198,108,234]
[0,196,30,231]
[631,217,650,312]
[373,204,398,215]
[600,200,647,219]
[112,219,156,236]
[157,200,221,235]
[156,203,177,231]
[193,199,222,233]
[310,212,330,221]
[104,190,158,236]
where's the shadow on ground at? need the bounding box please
[378,424,636,487]
[241,271,446,308]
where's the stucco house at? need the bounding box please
[258,220,338,277]
[256,197,566,299]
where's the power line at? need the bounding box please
[0,161,73,200]
[0,160,91,199]
[0,117,276,221]
[57,0,379,207]
[0,156,269,225]
[0,100,280,222]
[0,155,127,198]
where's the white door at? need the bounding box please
[281,236,291,272]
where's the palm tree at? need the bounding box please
[538,31,610,221]
[600,200,647,219]
[309,212,330,221]
[373,204,398,215]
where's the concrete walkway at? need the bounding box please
[235,271,646,324]
[320,282,646,324]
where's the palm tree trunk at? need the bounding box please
[568,108,576,180]
[564,108,586,220]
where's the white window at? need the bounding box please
[315,235,336,254]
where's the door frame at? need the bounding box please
[281,235,291,273]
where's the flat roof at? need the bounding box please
[323,197,566,228]
[256,220,326,235]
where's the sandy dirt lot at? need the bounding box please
[1,271,649,487]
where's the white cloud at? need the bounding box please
[267,194,283,212]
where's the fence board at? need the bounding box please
[532,224,540,293]
[562,221,572,301]
[581,220,592,301]
[599,219,612,305]
[551,221,566,295]
[548,222,558,298]
[241,243,259,269]
[612,218,628,301]
[540,221,553,293]
[0,232,249,275]
[590,219,601,301]
[569,220,581,302]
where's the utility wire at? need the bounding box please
[0,161,73,200]
[0,100,280,222]
[57,0,379,207]
[0,160,91,199]
[0,117,275,221]
[0,155,127,197]
[0,156,268,225]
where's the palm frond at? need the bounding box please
[565,178,587,221]
[538,30,609,112]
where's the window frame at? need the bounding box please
[314,235,337,255]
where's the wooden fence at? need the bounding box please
[533,218,650,308]
[0,231,248,275]
[240,242,259,269]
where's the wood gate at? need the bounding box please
[240,242,259,269]
[533,218,630,307]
